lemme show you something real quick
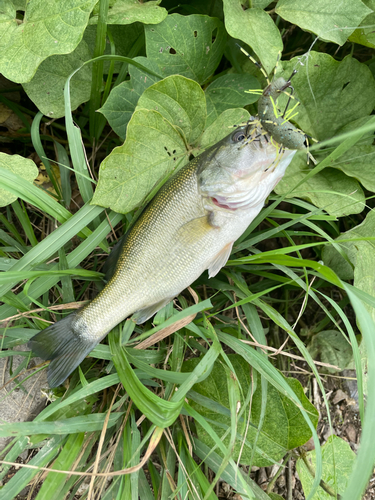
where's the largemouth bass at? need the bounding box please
[30,122,296,387]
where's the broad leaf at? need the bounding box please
[198,108,250,151]
[144,14,226,84]
[274,155,365,217]
[92,108,187,213]
[308,331,353,373]
[184,354,318,466]
[23,40,92,119]
[331,145,375,193]
[297,435,356,499]
[349,0,375,48]
[98,57,161,139]
[90,0,167,25]
[137,75,206,144]
[0,153,38,207]
[276,0,371,45]
[277,53,375,141]
[222,0,283,75]
[322,209,375,280]
[205,73,259,127]
[0,0,97,83]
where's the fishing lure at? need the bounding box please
[239,46,317,163]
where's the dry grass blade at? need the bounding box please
[135,287,199,350]
[239,340,339,370]
[87,383,122,500]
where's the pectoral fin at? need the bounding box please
[177,215,214,246]
[132,298,173,325]
[208,242,234,278]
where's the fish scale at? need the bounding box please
[29,123,296,387]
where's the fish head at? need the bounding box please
[198,121,297,211]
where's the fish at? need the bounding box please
[29,121,297,387]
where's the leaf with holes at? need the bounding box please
[275,155,365,217]
[144,14,226,85]
[92,108,187,214]
[98,57,161,139]
[205,73,260,128]
[23,40,92,119]
[222,0,283,75]
[0,0,97,83]
[183,354,318,466]
[0,153,39,207]
[276,0,372,46]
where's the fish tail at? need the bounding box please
[29,312,101,387]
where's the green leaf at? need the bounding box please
[297,435,356,499]
[184,354,318,466]
[349,0,375,48]
[35,433,85,500]
[274,155,365,217]
[308,330,353,373]
[193,438,272,500]
[23,40,92,119]
[0,211,121,320]
[342,284,375,500]
[331,144,375,193]
[277,53,375,141]
[92,108,187,214]
[98,57,159,139]
[0,203,105,297]
[276,0,372,45]
[199,108,250,151]
[98,56,161,139]
[0,153,38,207]
[0,413,122,437]
[0,0,97,83]
[0,413,123,437]
[322,209,375,280]
[144,14,227,84]
[109,328,183,428]
[137,75,206,144]
[0,436,65,500]
[90,0,167,25]
[222,0,283,75]
[205,73,259,128]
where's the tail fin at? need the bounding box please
[29,312,100,387]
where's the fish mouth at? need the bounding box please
[211,197,237,210]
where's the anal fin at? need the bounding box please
[208,242,234,278]
[132,298,173,325]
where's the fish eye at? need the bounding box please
[232,130,246,142]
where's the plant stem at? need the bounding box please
[89,0,110,142]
